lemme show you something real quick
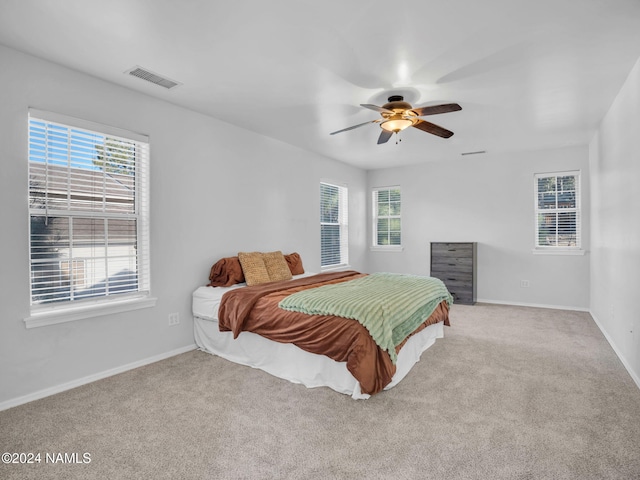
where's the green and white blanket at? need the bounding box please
[278,272,453,364]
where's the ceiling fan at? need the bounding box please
[330,95,461,144]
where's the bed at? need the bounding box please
[192,252,452,399]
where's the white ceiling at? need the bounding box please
[2,0,640,170]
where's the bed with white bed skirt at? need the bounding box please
[192,273,446,399]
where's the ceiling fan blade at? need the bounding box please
[411,103,462,117]
[412,119,454,138]
[360,103,394,114]
[330,119,380,135]
[377,130,393,144]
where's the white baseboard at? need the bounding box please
[589,311,640,391]
[0,344,197,412]
[475,298,589,312]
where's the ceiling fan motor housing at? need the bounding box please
[379,95,418,133]
[381,95,415,116]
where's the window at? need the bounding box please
[27,109,152,325]
[320,182,348,268]
[373,186,401,248]
[534,171,581,250]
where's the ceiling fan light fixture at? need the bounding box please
[380,117,413,133]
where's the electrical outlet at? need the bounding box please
[168,312,180,326]
[520,280,530,288]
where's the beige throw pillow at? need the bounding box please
[237,251,271,286]
[262,251,293,282]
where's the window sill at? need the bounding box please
[532,249,586,256]
[320,264,351,272]
[24,295,158,329]
[370,245,404,252]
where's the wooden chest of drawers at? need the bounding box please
[430,242,477,305]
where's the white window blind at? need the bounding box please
[320,182,348,268]
[373,186,401,247]
[534,171,581,249]
[28,110,151,309]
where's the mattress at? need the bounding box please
[192,274,445,399]
[192,272,316,321]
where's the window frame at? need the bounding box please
[371,186,403,252]
[320,181,349,270]
[24,109,155,328]
[533,170,583,255]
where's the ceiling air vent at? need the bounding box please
[125,66,181,90]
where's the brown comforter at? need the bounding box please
[217,270,450,395]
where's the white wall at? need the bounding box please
[366,146,590,310]
[589,57,640,386]
[0,45,367,408]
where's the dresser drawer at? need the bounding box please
[450,291,474,305]
[434,278,473,296]
[431,257,473,273]
[431,243,473,257]
[430,270,472,285]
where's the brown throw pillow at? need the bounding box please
[284,252,304,275]
[262,251,292,282]
[207,256,245,287]
[238,251,271,286]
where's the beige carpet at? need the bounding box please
[1,303,640,480]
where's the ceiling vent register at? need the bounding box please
[126,66,181,89]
